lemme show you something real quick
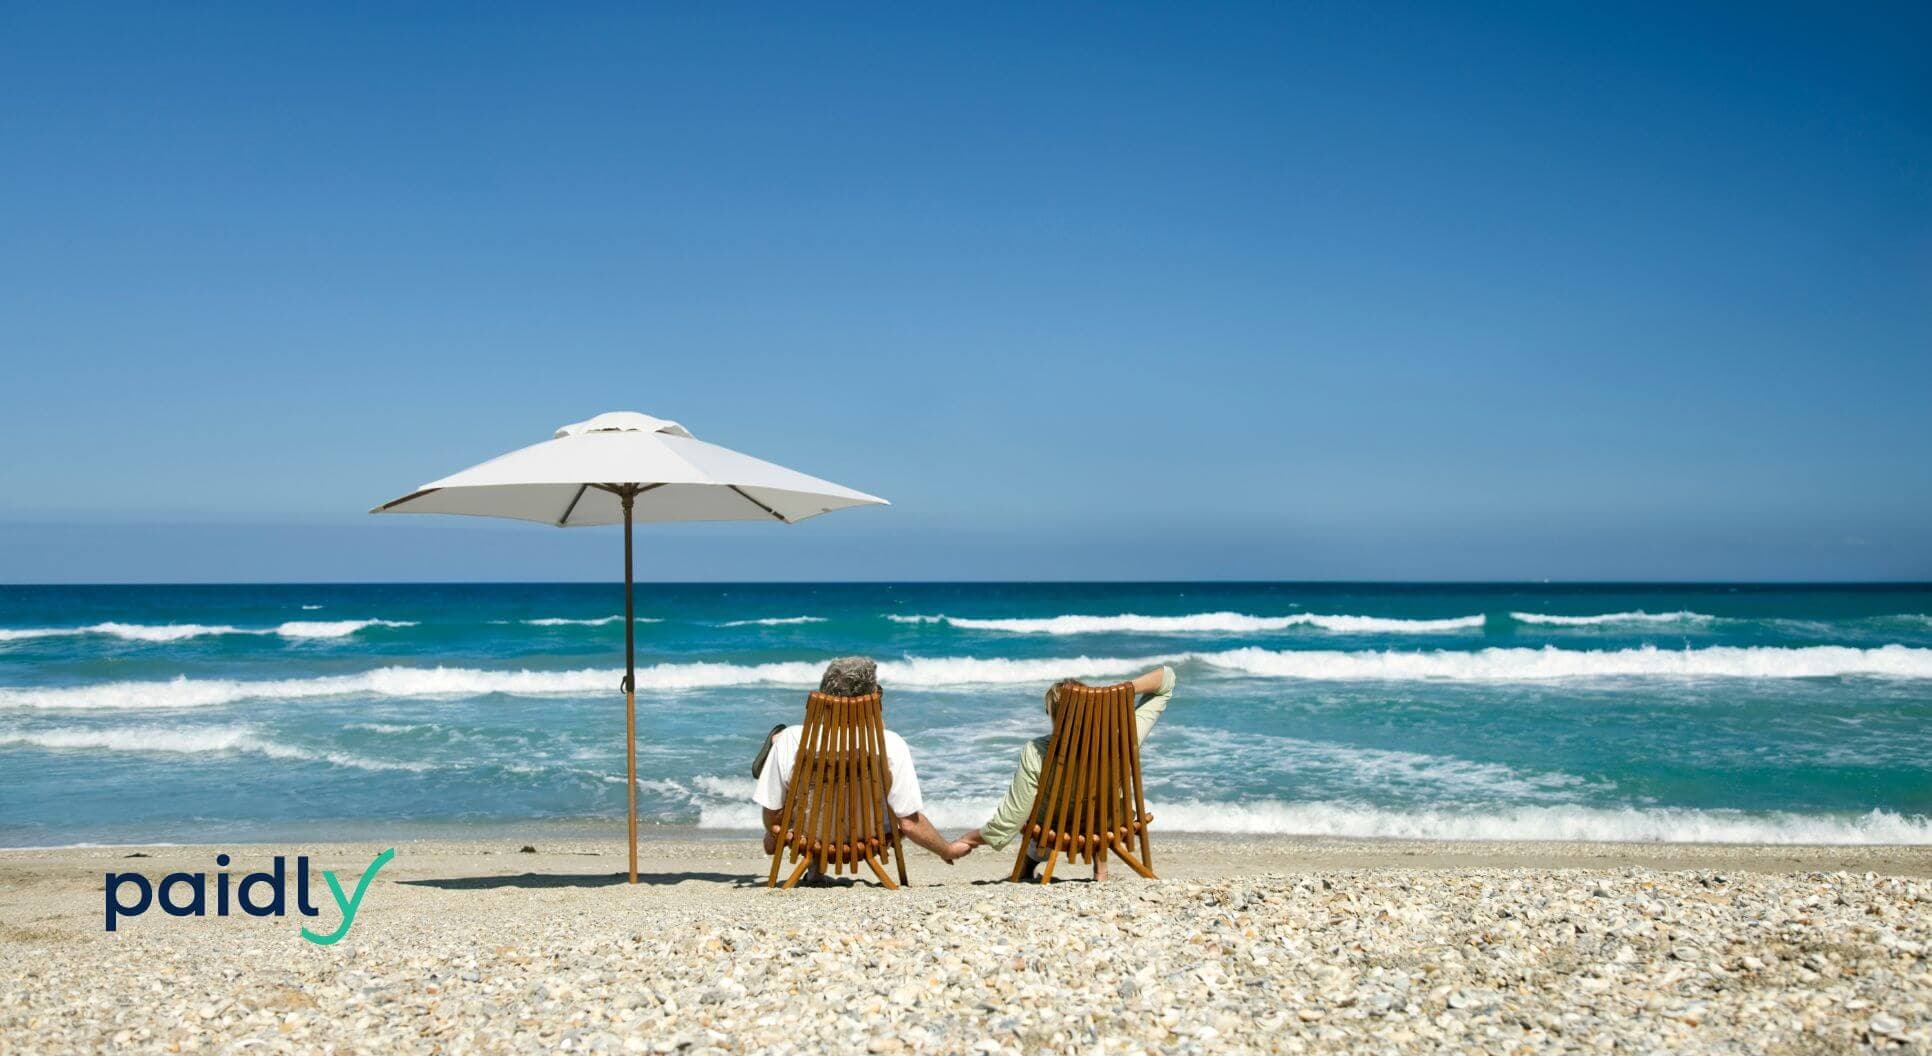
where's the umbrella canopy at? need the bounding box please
[371,410,887,882]
[374,411,885,525]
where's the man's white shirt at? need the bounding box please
[752,725,924,819]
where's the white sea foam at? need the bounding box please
[719,616,829,627]
[275,619,417,639]
[0,628,70,642]
[0,619,416,643]
[7,643,1927,712]
[301,604,325,610]
[692,795,1932,844]
[522,616,663,627]
[0,667,620,711]
[82,622,253,642]
[1197,644,1932,681]
[887,611,1486,635]
[1152,727,1595,802]
[345,722,440,735]
[1121,801,1932,845]
[0,725,431,771]
[1509,610,1716,627]
[0,655,1166,711]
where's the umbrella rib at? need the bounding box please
[557,483,590,526]
[372,487,442,513]
[727,485,790,524]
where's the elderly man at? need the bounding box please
[751,656,960,867]
[952,665,1176,881]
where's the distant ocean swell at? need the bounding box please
[6,643,1931,711]
[9,609,1932,644]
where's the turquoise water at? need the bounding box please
[2,583,1930,847]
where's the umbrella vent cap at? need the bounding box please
[554,411,693,440]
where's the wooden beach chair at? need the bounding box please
[1010,680,1156,884]
[765,691,910,890]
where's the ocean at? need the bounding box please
[2,582,1930,848]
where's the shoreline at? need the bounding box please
[7,830,1932,875]
[11,833,1932,876]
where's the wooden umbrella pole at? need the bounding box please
[622,489,638,885]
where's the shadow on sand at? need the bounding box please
[400,871,758,890]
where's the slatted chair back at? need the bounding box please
[1010,680,1156,883]
[765,691,910,890]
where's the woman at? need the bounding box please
[952,664,1176,881]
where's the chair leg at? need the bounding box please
[863,852,898,890]
[780,856,812,890]
[1110,840,1156,880]
[1039,844,1060,884]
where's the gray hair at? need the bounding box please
[819,656,880,697]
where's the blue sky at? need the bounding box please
[1,3,1926,582]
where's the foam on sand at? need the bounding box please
[691,793,1932,844]
[887,611,1487,634]
[1115,800,1932,845]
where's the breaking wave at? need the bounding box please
[521,616,663,627]
[0,619,415,643]
[886,611,1486,634]
[0,725,433,772]
[1509,610,1716,627]
[274,619,418,639]
[0,655,1163,711]
[719,616,828,627]
[6,643,1927,711]
[1198,643,1932,681]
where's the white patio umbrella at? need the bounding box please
[371,410,887,882]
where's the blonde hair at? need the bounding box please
[1043,678,1084,717]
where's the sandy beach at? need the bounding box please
[2,834,1928,1054]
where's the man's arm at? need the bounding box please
[761,807,782,854]
[895,812,960,862]
[1131,665,1176,742]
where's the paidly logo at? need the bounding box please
[104,848,395,945]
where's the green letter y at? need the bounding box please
[301,848,395,946]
